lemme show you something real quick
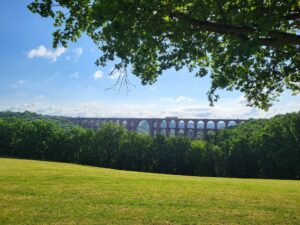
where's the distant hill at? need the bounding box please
[0,111,77,130]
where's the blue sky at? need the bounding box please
[0,1,299,119]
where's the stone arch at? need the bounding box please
[94,120,100,128]
[97,120,102,125]
[197,121,205,129]
[187,120,195,129]
[207,130,216,136]
[90,120,95,127]
[170,129,176,136]
[187,129,194,138]
[122,120,127,127]
[178,120,185,129]
[178,129,185,135]
[197,130,205,139]
[169,120,176,129]
[160,129,167,135]
[217,121,226,129]
[228,121,237,127]
[137,120,150,134]
[153,130,157,136]
[160,120,167,129]
[207,121,216,129]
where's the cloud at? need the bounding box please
[148,86,157,91]
[162,94,300,119]
[93,71,103,80]
[66,47,83,61]
[12,80,28,88]
[34,95,46,101]
[27,45,66,62]
[1,94,299,119]
[70,72,80,79]
[74,47,83,57]
[67,47,83,62]
[44,72,61,83]
[175,96,195,102]
[0,98,242,118]
[18,80,28,85]
[160,96,196,103]
[0,101,159,118]
[234,95,249,105]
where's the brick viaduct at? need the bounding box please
[66,117,245,138]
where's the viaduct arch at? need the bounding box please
[67,117,245,138]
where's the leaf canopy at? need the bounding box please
[28,0,300,109]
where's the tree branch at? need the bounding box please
[171,12,300,47]
[285,12,300,20]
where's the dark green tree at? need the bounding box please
[0,119,14,156]
[117,132,154,171]
[28,0,300,109]
[1,111,300,179]
[92,122,126,168]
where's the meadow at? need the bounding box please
[0,158,299,225]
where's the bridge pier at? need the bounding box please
[67,117,245,138]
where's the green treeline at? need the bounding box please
[0,112,299,179]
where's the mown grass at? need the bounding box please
[0,158,299,225]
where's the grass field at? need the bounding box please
[0,158,299,225]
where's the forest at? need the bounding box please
[0,111,299,179]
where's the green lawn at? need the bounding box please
[0,158,299,225]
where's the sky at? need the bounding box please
[0,1,299,119]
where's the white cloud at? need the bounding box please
[12,80,28,88]
[66,47,83,62]
[160,96,195,103]
[34,95,46,101]
[74,47,83,57]
[148,86,157,91]
[18,80,28,85]
[1,94,299,119]
[70,72,80,79]
[27,45,66,62]
[93,71,103,80]
[109,72,121,80]
[235,95,249,105]
[175,96,195,102]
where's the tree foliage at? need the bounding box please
[28,0,300,109]
[1,111,300,179]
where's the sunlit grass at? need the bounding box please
[0,158,299,224]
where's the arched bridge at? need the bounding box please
[66,117,245,138]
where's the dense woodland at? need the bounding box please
[0,111,299,179]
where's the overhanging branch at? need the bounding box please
[171,12,300,47]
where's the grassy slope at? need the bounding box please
[0,158,299,225]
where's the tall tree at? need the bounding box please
[29,0,300,109]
